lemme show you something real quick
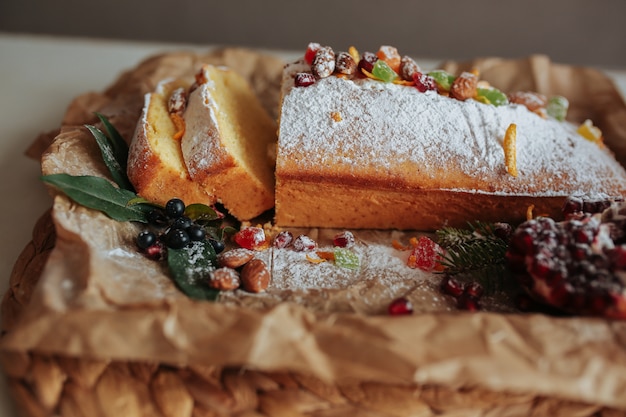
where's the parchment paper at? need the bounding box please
[2,49,626,412]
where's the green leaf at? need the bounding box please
[95,112,129,173]
[184,203,220,222]
[41,174,150,223]
[334,248,360,270]
[167,241,220,301]
[85,124,134,191]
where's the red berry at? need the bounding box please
[388,297,413,315]
[358,52,378,73]
[464,281,484,299]
[294,72,316,87]
[440,276,464,297]
[333,231,355,248]
[304,42,321,65]
[234,227,267,250]
[273,231,294,249]
[412,72,437,93]
[457,294,481,312]
[143,241,166,261]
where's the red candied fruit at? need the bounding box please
[234,226,267,250]
[358,51,378,73]
[304,42,321,65]
[294,73,316,87]
[333,231,355,248]
[407,236,443,271]
[413,72,437,93]
[388,297,413,315]
[293,235,317,252]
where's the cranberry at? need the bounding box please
[294,73,316,87]
[440,276,464,297]
[143,241,166,261]
[234,227,267,250]
[293,235,317,252]
[388,297,413,315]
[464,281,484,299]
[412,72,437,92]
[273,231,294,249]
[333,231,355,248]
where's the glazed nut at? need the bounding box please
[508,91,548,112]
[335,51,357,75]
[240,259,271,293]
[311,46,336,78]
[399,55,420,81]
[217,248,255,269]
[208,267,240,291]
[168,87,188,115]
[450,72,478,101]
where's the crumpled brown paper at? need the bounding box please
[2,50,626,414]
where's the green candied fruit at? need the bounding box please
[546,95,569,121]
[427,70,456,91]
[371,60,397,82]
[334,248,360,270]
[476,87,509,106]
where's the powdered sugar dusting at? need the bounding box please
[277,61,626,196]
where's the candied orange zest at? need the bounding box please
[526,204,535,221]
[170,113,186,140]
[503,123,518,177]
[392,79,415,86]
[409,237,420,248]
[470,67,480,77]
[316,251,336,261]
[376,46,401,74]
[306,253,327,264]
[348,46,360,63]
[361,68,381,81]
[577,119,604,146]
[330,111,342,122]
[392,240,409,250]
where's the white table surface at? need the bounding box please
[0,32,625,417]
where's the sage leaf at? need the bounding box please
[184,203,220,222]
[95,112,129,174]
[85,124,134,191]
[42,173,150,223]
[168,241,219,301]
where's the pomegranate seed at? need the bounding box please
[464,281,484,299]
[304,42,321,65]
[273,231,294,249]
[143,241,166,261]
[412,72,437,92]
[388,297,413,315]
[234,227,267,250]
[440,276,464,297]
[457,294,481,312]
[333,231,355,248]
[294,72,316,87]
[293,235,317,252]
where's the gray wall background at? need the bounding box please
[1,0,625,69]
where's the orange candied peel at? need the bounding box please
[376,45,401,74]
[306,251,335,264]
[526,204,535,220]
[392,239,409,250]
[348,46,360,63]
[330,111,343,122]
[503,123,518,177]
[577,119,604,146]
[170,113,186,140]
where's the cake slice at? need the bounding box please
[128,65,277,220]
[128,78,216,208]
[180,65,277,220]
[275,45,626,230]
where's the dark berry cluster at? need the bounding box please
[135,198,225,260]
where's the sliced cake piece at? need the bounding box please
[181,65,277,220]
[128,78,216,208]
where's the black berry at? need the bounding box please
[164,228,190,249]
[171,216,192,230]
[188,225,206,241]
[210,239,225,254]
[136,231,157,249]
[165,198,185,218]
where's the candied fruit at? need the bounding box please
[406,236,443,271]
[234,226,268,250]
